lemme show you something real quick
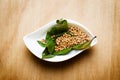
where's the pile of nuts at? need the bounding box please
[55,24,90,52]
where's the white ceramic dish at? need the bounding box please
[23,19,97,62]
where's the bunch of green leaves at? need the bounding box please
[37,19,96,59]
[37,19,69,59]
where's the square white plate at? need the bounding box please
[23,19,97,62]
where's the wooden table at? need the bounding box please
[0,0,120,80]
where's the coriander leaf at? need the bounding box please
[72,36,96,50]
[54,48,72,55]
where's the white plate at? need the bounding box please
[23,19,97,62]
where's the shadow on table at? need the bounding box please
[26,47,95,69]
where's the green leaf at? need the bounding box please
[49,19,68,35]
[54,48,72,55]
[45,32,55,54]
[42,54,55,59]
[42,48,55,59]
[52,32,68,40]
[37,40,46,47]
[72,36,96,50]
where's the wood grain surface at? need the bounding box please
[0,0,120,80]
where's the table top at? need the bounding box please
[0,0,120,80]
